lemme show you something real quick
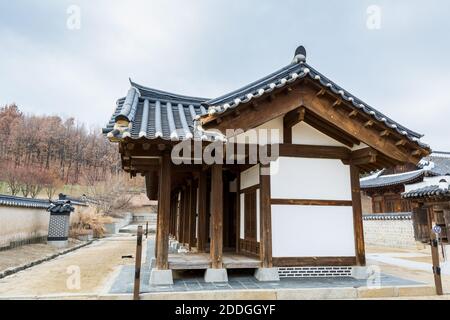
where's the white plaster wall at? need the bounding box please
[271,205,355,257]
[240,164,260,190]
[270,157,351,200]
[292,122,345,147]
[232,116,284,145]
[0,206,50,248]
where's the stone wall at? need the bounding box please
[0,203,87,250]
[363,213,424,249]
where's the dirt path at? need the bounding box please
[0,236,141,297]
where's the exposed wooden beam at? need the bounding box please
[364,120,374,128]
[332,99,342,108]
[380,130,390,137]
[304,112,358,148]
[301,84,423,163]
[348,110,358,118]
[283,107,306,129]
[279,144,351,160]
[396,139,407,147]
[316,88,326,97]
[199,82,426,164]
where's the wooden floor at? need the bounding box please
[168,253,260,270]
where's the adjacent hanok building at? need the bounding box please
[361,152,450,214]
[103,46,430,285]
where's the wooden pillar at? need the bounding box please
[170,195,177,236]
[197,171,208,253]
[183,187,190,245]
[145,171,158,200]
[236,175,241,254]
[210,164,223,269]
[179,188,186,244]
[259,164,273,268]
[188,181,197,249]
[350,165,366,266]
[155,152,171,270]
[176,191,182,241]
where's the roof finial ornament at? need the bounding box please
[292,45,307,64]
[439,179,449,191]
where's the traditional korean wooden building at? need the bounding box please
[402,180,450,294]
[103,46,430,285]
[361,152,450,214]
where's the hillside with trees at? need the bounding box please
[0,103,130,199]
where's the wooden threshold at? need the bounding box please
[273,256,357,267]
[271,199,353,206]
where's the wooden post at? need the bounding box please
[236,175,241,254]
[145,171,159,200]
[133,225,143,300]
[210,164,223,269]
[428,208,443,295]
[177,190,184,242]
[182,187,189,245]
[155,152,171,270]
[188,181,197,249]
[146,222,148,239]
[259,164,273,268]
[197,171,207,253]
[350,165,366,266]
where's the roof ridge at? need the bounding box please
[205,63,300,106]
[129,79,209,102]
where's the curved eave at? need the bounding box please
[361,171,425,190]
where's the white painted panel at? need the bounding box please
[256,189,260,242]
[292,122,345,147]
[271,205,355,257]
[233,116,284,144]
[240,193,245,239]
[240,164,260,190]
[271,157,351,200]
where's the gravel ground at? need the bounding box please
[0,235,142,297]
[0,240,82,273]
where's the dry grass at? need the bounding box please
[70,207,115,238]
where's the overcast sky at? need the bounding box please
[1,1,449,150]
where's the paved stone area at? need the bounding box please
[109,239,422,294]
